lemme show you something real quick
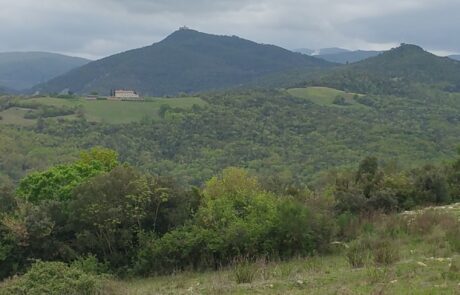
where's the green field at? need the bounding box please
[0,107,36,126]
[23,97,207,124]
[288,87,364,108]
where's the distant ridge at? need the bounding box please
[317,50,382,64]
[34,29,334,96]
[294,47,382,64]
[309,44,460,94]
[0,52,89,90]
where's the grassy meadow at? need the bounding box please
[0,107,36,126]
[0,96,206,125]
[288,86,365,108]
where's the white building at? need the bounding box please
[114,90,140,99]
[108,89,144,101]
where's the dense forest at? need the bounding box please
[1,84,460,188]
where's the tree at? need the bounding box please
[412,165,450,204]
[16,147,119,203]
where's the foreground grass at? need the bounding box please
[107,204,460,295]
[3,204,459,294]
[107,250,459,295]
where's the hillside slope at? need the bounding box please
[0,52,89,90]
[309,44,460,94]
[34,29,334,96]
[317,50,382,64]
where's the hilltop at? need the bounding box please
[33,29,333,96]
[0,52,89,90]
[308,44,460,94]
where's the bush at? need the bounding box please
[135,169,336,275]
[70,255,110,275]
[232,257,257,284]
[346,239,370,268]
[0,261,102,295]
[372,239,400,266]
[446,225,460,253]
[407,210,457,236]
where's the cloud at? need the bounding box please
[0,0,458,59]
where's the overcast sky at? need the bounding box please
[0,0,459,60]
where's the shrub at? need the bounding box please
[443,256,460,280]
[346,239,370,268]
[135,169,336,275]
[372,239,400,266]
[0,261,102,295]
[232,257,257,284]
[71,255,110,275]
[407,210,457,236]
[446,226,460,253]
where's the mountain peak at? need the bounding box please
[35,30,333,96]
[388,43,427,55]
[161,28,218,44]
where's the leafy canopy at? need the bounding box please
[16,147,118,203]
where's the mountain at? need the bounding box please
[293,48,314,55]
[0,52,89,90]
[315,48,350,55]
[449,55,460,61]
[294,47,350,56]
[34,29,334,96]
[309,44,460,94]
[0,85,15,94]
[317,50,382,64]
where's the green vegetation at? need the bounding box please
[0,261,104,295]
[0,52,89,91]
[1,149,459,294]
[34,29,332,96]
[0,107,36,126]
[288,86,363,108]
[0,96,206,125]
[2,37,460,294]
[26,96,206,124]
[308,44,460,95]
[1,84,460,187]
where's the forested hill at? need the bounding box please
[308,44,460,94]
[0,52,89,90]
[316,50,382,64]
[33,29,334,96]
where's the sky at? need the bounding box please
[0,0,459,60]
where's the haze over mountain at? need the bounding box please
[316,50,383,64]
[34,29,334,96]
[294,47,382,64]
[449,55,460,61]
[309,44,460,94]
[0,52,89,91]
[314,48,351,55]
